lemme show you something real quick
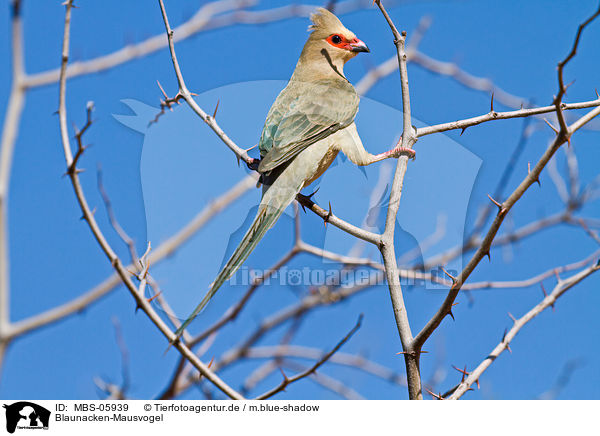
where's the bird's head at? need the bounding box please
[306,8,369,65]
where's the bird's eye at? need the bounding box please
[331,35,342,44]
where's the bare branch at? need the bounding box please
[416,98,600,138]
[254,315,363,399]
[449,259,600,399]
[0,0,26,351]
[295,195,381,245]
[413,5,600,355]
[243,345,406,387]
[5,174,256,340]
[57,0,243,400]
[374,0,421,400]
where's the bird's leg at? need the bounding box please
[372,137,416,162]
[371,146,415,163]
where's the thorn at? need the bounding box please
[440,266,457,283]
[528,162,541,186]
[484,250,491,261]
[207,357,215,368]
[595,88,599,99]
[212,99,220,119]
[80,207,96,220]
[460,127,467,136]
[543,118,559,134]
[307,187,320,200]
[299,200,307,213]
[502,328,512,353]
[565,79,575,94]
[490,91,495,112]
[487,194,503,211]
[508,312,517,323]
[553,268,561,283]
[543,279,557,311]
[520,102,524,110]
[425,388,444,400]
[451,365,468,382]
[325,201,333,226]
[448,309,455,321]
[279,367,289,383]
[165,335,180,354]
[147,291,162,303]
[156,80,168,99]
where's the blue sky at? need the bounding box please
[0,0,599,400]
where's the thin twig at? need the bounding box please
[449,260,600,399]
[413,6,600,356]
[0,0,26,350]
[4,174,256,341]
[24,0,388,89]
[253,314,363,399]
[57,0,243,400]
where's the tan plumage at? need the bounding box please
[176,8,410,336]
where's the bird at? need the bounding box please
[175,7,414,338]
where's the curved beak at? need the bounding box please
[350,38,370,53]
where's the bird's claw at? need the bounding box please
[296,188,320,212]
[247,158,260,171]
[392,146,416,160]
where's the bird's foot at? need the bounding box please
[296,188,320,212]
[391,146,416,160]
[247,157,261,171]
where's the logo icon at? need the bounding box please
[2,402,50,434]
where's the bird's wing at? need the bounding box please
[258,79,359,173]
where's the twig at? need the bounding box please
[189,246,300,346]
[295,195,381,245]
[281,360,365,400]
[97,164,138,263]
[462,249,600,291]
[57,0,243,400]
[4,174,256,341]
[243,345,407,387]
[0,0,26,348]
[416,98,600,138]
[253,315,363,399]
[413,5,600,358]
[24,0,388,89]
[449,260,600,399]
[373,0,421,400]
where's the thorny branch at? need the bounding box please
[373,0,421,400]
[253,314,363,399]
[57,0,244,400]
[449,259,600,399]
[412,2,600,392]
[1,0,599,401]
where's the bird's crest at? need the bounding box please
[308,7,351,38]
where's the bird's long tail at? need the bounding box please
[174,191,296,338]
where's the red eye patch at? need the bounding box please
[326,34,348,48]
